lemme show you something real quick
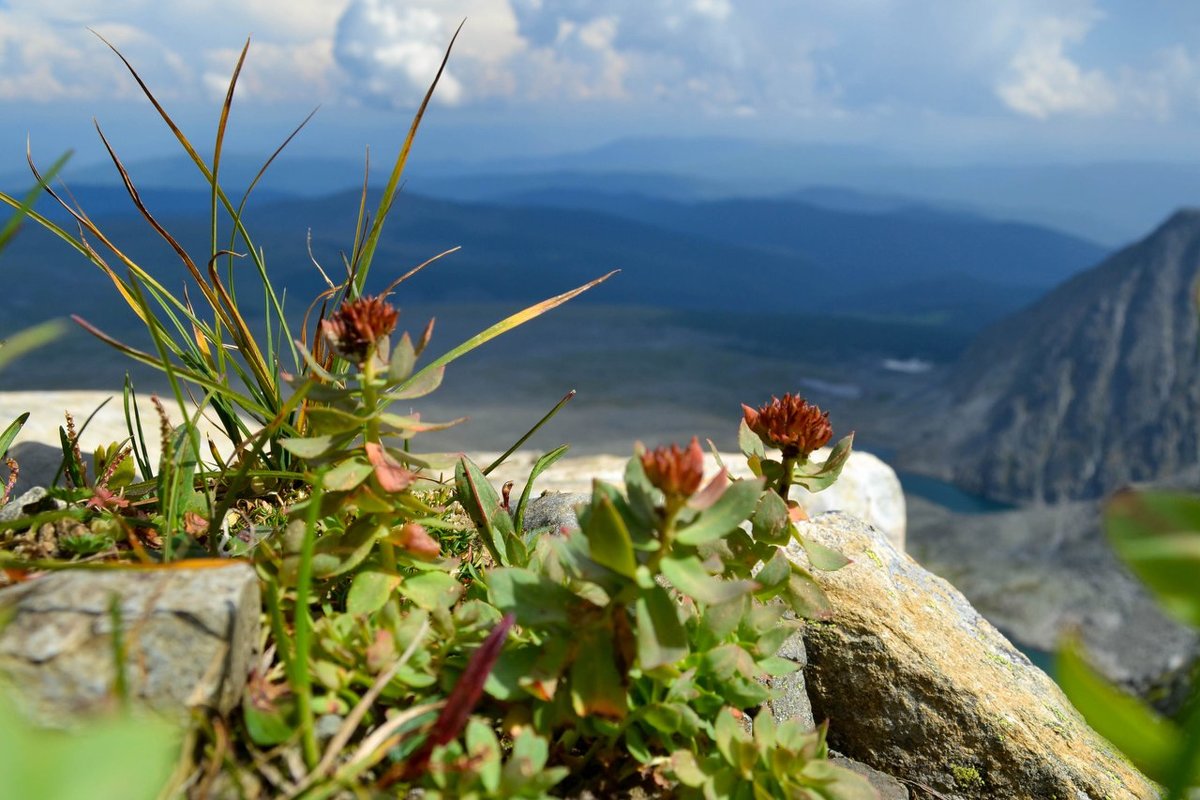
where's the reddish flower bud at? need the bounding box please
[640,437,705,498]
[320,294,398,363]
[742,394,833,459]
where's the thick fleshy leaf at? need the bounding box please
[388,332,416,383]
[660,555,756,605]
[754,548,792,600]
[455,457,524,567]
[623,454,660,528]
[487,568,579,627]
[751,489,791,546]
[636,584,688,669]
[569,629,627,718]
[322,458,373,492]
[1058,637,1182,784]
[738,418,765,459]
[794,433,854,493]
[305,406,368,435]
[583,494,638,578]
[801,536,851,572]
[279,434,350,460]
[1107,490,1200,628]
[244,696,297,746]
[346,570,401,615]
[399,570,462,611]
[465,718,502,793]
[785,567,834,620]
[390,365,444,400]
[675,478,764,546]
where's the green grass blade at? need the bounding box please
[390,271,617,401]
[0,413,29,461]
[354,21,463,292]
[0,150,70,250]
[0,319,67,372]
[483,389,576,476]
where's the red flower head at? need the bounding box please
[640,437,705,498]
[320,295,398,363]
[742,394,832,459]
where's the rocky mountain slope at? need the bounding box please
[903,208,1200,503]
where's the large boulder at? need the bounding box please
[483,448,906,551]
[0,563,260,726]
[907,495,1198,711]
[793,512,1156,800]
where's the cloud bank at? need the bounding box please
[3,0,1200,126]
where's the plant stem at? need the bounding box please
[778,454,796,501]
[360,352,399,574]
[293,482,324,770]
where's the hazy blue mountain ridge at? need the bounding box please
[903,208,1200,503]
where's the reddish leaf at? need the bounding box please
[365,441,416,492]
[380,613,515,786]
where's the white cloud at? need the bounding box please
[996,12,1117,119]
[333,0,526,108]
[0,0,349,104]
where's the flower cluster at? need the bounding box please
[320,295,398,363]
[742,393,832,459]
[640,436,705,499]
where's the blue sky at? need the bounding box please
[4,0,1200,171]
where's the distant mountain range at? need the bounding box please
[903,209,1200,503]
[1,172,1106,337]
[11,135,1200,244]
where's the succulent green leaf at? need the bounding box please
[390,365,445,400]
[1107,490,1200,628]
[583,494,639,578]
[794,433,854,493]
[675,478,764,546]
[486,645,539,702]
[660,554,757,605]
[751,489,792,546]
[636,584,688,669]
[1057,637,1182,783]
[398,570,462,611]
[670,750,709,787]
[455,456,525,567]
[346,570,400,615]
[279,434,350,460]
[487,567,580,627]
[785,567,834,620]
[321,457,373,492]
[801,536,851,572]
[243,696,297,746]
[305,406,368,435]
[465,718,503,793]
[754,549,792,600]
[569,629,627,719]
[714,708,755,776]
[623,454,660,528]
[738,418,765,459]
[388,332,416,383]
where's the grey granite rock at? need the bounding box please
[0,562,259,725]
[483,449,907,551]
[795,512,1156,799]
[907,495,1198,712]
[517,492,591,537]
[0,485,64,522]
[765,626,815,732]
